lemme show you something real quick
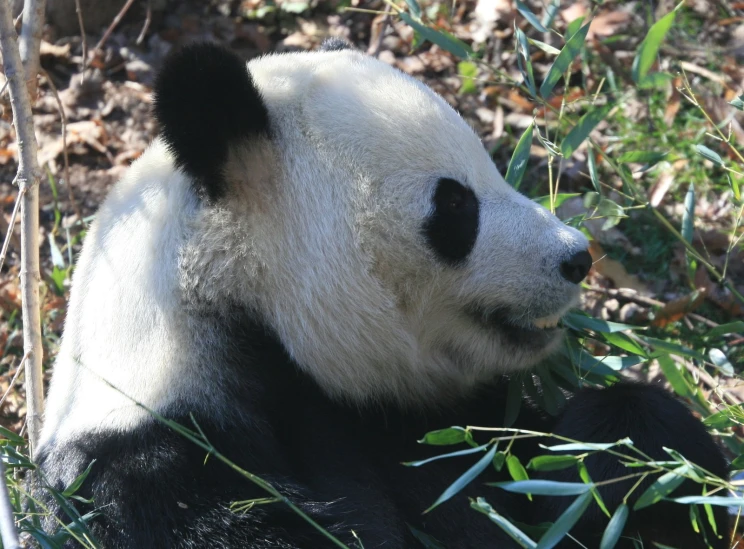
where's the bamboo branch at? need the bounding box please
[0,0,44,456]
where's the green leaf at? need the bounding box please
[617,151,668,167]
[527,38,560,55]
[540,22,591,98]
[527,455,578,472]
[561,103,614,158]
[426,445,497,512]
[418,427,469,446]
[458,61,478,94]
[507,454,530,482]
[403,444,489,467]
[534,193,581,210]
[491,480,592,496]
[709,348,734,376]
[516,28,537,97]
[565,17,585,40]
[600,504,629,549]
[399,13,472,58]
[729,94,744,111]
[505,377,523,428]
[516,0,548,32]
[563,312,640,334]
[542,439,631,452]
[695,144,725,166]
[404,0,422,20]
[506,122,534,189]
[408,525,445,548]
[643,336,706,361]
[577,462,610,518]
[672,495,744,506]
[536,491,593,548]
[0,425,26,445]
[706,321,744,338]
[471,498,538,548]
[731,455,744,469]
[637,72,674,89]
[587,149,601,193]
[632,8,677,83]
[681,184,695,244]
[62,460,97,497]
[599,332,648,357]
[490,451,506,473]
[633,465,689,510]
[703,406,742,430]
[726,173,741,201]
[657,355,693,398]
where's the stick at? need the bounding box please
[0,0,45,456]
[0,460,20,549]
[18,0,45,97]
[0,186,26,273]
[94,0,136,52]
[74,0,87,80]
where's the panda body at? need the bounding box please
[36,43,728,548]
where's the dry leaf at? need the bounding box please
[652,288,707,327]
[589,240,650,294]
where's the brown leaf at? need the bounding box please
[651,288,707,327]
[589,241,650,293]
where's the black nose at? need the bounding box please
[560,250,592,284]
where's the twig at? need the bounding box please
[0,460,20,549]
[93,0,136,52]
[40,68,82,222]
[0,186,27,273]
[136,0,152,45]
[0,0,45,456]
[18,0,45,97]
[0,353,28,409]
[74,0,87,81]
[678,357,742,407]
[369,3,392,58]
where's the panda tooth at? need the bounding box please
[533,314,562,330]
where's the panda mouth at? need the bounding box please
[467,306,564,346]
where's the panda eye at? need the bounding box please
[423,178,480,266]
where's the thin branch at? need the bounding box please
[0,0,45,456]
[0,353,28,409]
[94,0,136,52]
[40,68,82,222]
[74,0,87,80]
[0,186,26,273]
[136,0,152,45]
[0,460,20,549]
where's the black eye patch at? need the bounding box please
[423,178,480,266]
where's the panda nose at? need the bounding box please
[560,250,592,284]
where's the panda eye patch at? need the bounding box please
[423,178,480,266]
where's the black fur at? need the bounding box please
[423,178,480,265]
[36,316,729,548]
[318,37,354,51]
[153,43,269,200]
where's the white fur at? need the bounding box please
[41,49,588,443]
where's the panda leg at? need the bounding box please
[535,383,730,549]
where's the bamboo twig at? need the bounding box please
[18,0,45,97]
[0,0,45,455]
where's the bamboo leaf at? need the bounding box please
[506,122,534,189]
[600,504,629,549]
[633,465,689,510]
[632,8,677,83]
[681,183,695,244]
[490,480,592,496]
[527,455,578,472]
[536,491,593,548]
[540,22,591,98]
[399,13,472,58]
[561,103,614,158]
[426,445,497,512]
[695,144,724,166]
[471,498,538,548]
[516,0,548,32]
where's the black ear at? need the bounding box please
[318,37,354,52]
[153,42,269,199]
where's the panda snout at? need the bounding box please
[559,249,592,284]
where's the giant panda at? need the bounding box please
[34,41,729,549]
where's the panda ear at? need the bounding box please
[153,42,269,199]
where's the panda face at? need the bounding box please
[166,45,590,405]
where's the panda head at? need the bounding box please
[154,42,590,406]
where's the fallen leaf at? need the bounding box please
[589,240,650,294]
[652,288,707,327]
